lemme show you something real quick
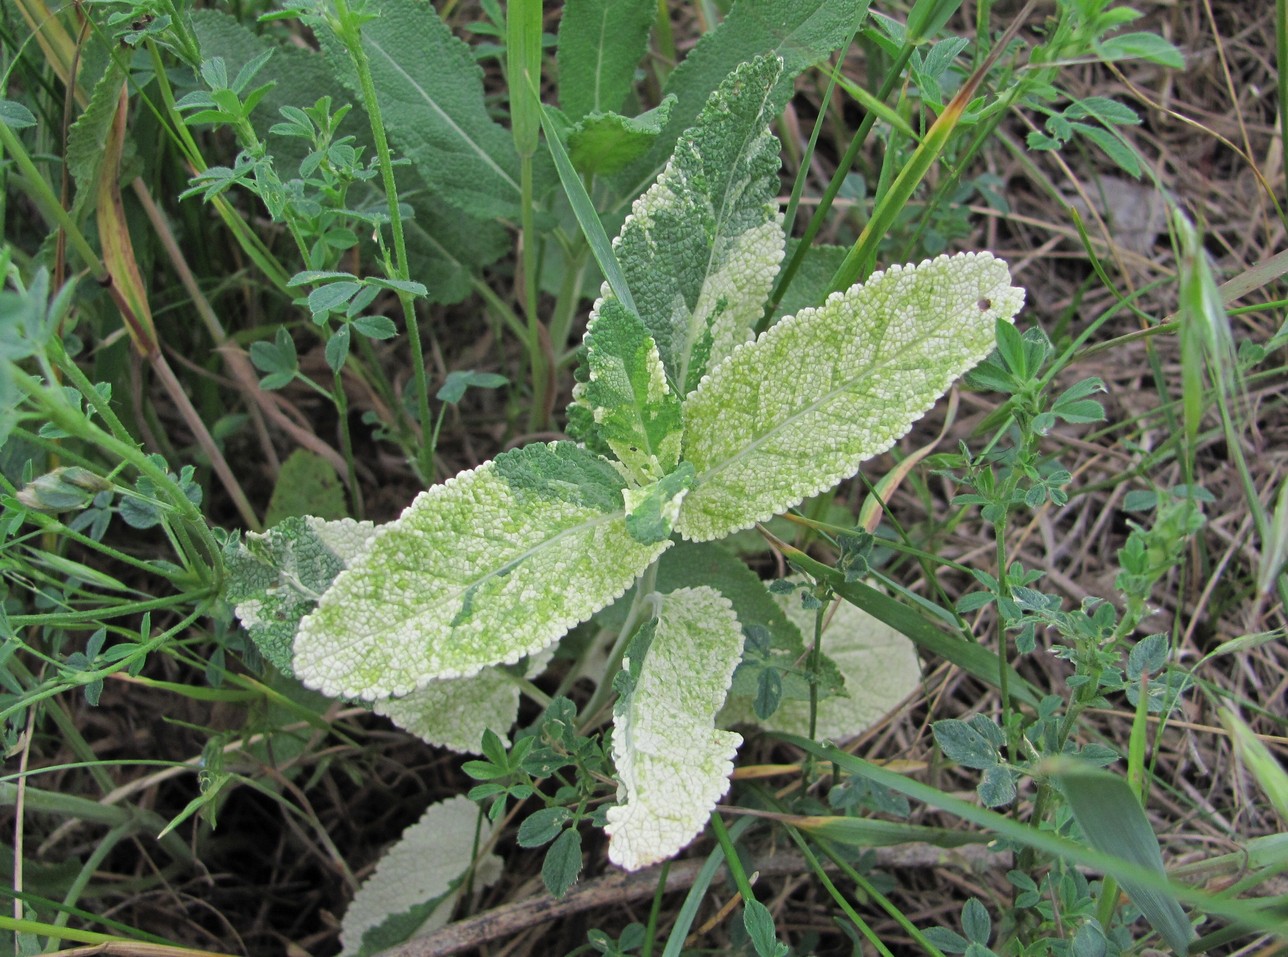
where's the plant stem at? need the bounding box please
[330,0,434,480]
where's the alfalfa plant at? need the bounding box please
[224,55,1023,944]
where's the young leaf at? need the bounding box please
[571,298,684,483]
[612,56,787,395]
[556,0,654,119]
[605,586,745,870]
[339,795,502,957]
[223,516,377,677]
[294,443,671,699]
[623,463,696,544]
[676,252,1024,542]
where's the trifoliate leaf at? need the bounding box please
[571,298,684,483]
[295,443,671,699]
[677,252,1024,541]
[339,795,502,957]
[722,578,920,740]
[567,98,676,175]
[556,0,654,119]
[374,649,553,754]
[605,586,745,870]
[223,516,376,676]
[610,56,786,395]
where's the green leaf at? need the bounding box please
[294,442,671,699]
[932,718,1002,771]
[1095,32,1185,69]
[743,899,788,957]
[265,449,348,525]
[624,0,869,186]
[556,0,655,118]
[340,795,502,957]
[605,586,745,870]
[567,98,676,175]
[613,56,787,395]
[542,827,583,898]
[1053,761,1194,955]
[223,516,377,677]
[0,99,37,129]
[572,299,685,482]
[316,0,522,219]
[518,806,572,848]
[436,370,509,404]
[676,252,1024,542]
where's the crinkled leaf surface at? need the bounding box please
[610,56,786,395]
[374,649,554,754]
[722,577,921,740]
[295,443,670,699]
[567,97,675,176]
[571,298,684,483]
[339,795,501,957]
[623,463,696,544]
[677,252,1025,541]
[223,516,376,677]
[606,586,745,870]
[556,0,654,119]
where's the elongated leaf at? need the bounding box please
[571,298,684,483]
[677,252,1024,541]
[295,443,670,699]
[606,586,745,870]
[340,796,502,957]
[317,0,522,219]
[556,0,654,119]
[613,56,786,395]
[1055,761,1195,955]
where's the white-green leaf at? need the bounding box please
[624,463,696,544]
[677,252,1024,542]
[605,586,745,870]
[339,795,502,957]
[572,298,684,483]
[223,516,377,677]
[612,56,786,395]
[722,578,921,741]
[374,650,553,754]
[295,443,670,699]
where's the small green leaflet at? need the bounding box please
[571,298,684,483]
[677,252,1025,542]
[612,56,786,395]
[294,443,671,699]
[605,586,745,871]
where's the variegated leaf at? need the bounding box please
[608,55,786,395]
[295,443,670,699]
[677,252,1024,541]
[605,586,745,870]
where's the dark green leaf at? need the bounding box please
[932,719,1001,770]
[436,370,509,404]
[0,99,37,129]
[324,324,351,372]
[517,806,572,848]
[961,898,991,944]
[1095,32,1185,69]
[556,0,654,118]
[542,827,583,898]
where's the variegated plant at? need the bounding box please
[225,56,1024,873]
